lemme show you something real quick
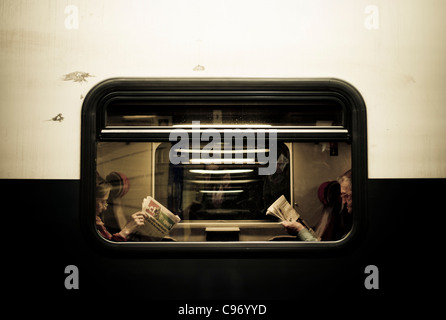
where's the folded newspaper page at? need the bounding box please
[266,195,300,222]
[267,195,319,240]
[141,196,181,239]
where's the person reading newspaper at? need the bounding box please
[96,174,149,241]
[267,195,319,241]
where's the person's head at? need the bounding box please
[338,169,352,214]
[96,174,111,215]
[318,180,341,207]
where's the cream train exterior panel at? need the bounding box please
[1,0,445,179]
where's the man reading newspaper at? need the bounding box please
[267,195,319,241]
[140,196,181,239]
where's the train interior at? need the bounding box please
[96,140,351,242]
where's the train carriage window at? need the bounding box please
[82,79,367,252]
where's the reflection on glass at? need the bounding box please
[96,142,351,242]
[106,100,343,127]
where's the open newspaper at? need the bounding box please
[266,195,300,222]
[266,195,319,239]
[140,196,181,239]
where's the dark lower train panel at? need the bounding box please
[5,178,442,307]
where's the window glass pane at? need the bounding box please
[105,99,343,127]
[154,142,291,220]
[96,141,351,242]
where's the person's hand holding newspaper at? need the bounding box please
[266,195,318,240]
[140,196,181,239]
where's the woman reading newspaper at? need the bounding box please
[96,173,148,241]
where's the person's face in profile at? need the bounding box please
[96,190,110,215]
[340,181,352,214]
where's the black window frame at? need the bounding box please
[81,78,367,255]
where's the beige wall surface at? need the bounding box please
[1,0,445,179]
